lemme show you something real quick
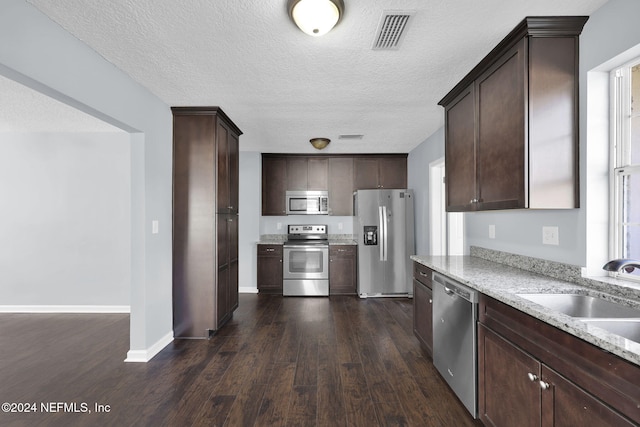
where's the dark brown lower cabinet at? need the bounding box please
[329,245,357,295]
[257,244,283,294]
[479,295,640,427]
[412,262,433,356]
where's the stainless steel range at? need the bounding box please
[283,224,329,296]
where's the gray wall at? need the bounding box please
[0,0,173,359]
[239,152,261,292]
[0,132,130,307]
[408,127,445,256]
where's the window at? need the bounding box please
[611,59,640,280]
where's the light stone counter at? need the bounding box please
[411,250,640,367]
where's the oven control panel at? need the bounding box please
[288,224,327,234]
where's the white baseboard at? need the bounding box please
[239,287,258,294]
[125,331,174,363]
[0,305,131,313]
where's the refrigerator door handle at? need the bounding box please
[382,205,388,261]
[378,206,384,261]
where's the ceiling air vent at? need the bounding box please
[372,10,415,50]
[338,134,364,140]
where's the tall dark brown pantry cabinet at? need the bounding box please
[172,107,242,338]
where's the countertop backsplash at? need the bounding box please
[470,246,640,301]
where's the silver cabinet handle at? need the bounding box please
[429,299,432,304]
[266,248,275,252]
[419,271,428,277]
[527,373,538,382]
[539,381,550,390]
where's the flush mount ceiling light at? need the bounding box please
[310,137,331,150]
[287,0,344,37]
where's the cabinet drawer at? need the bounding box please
[330,245,356,257]
[413,262,433,288]
[257,244,282,256]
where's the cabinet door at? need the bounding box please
[257,245,283,293]
[479,324,541,427]
[413,279,432,356]
[287,157,308,191]
[476,39,526,210]
[308,158,328,190]
[329,245,357,295]
[328,157,354,215]
[216,120,230,213]
[540,366,636,427]
[354,158,380,189]
[229,130,239,213]
[445,84,476,211]
[217,265,229,326]
[378,157,407,189]
[262,156,287,215]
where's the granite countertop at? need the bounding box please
[411,253,640,367]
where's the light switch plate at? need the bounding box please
[152,220,159,234]
[542,226,559,245]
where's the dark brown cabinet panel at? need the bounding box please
[172,107,242,338]
[412,263,434,356]
[378,157,408,189]
[257,244,283,293]
[328,157,354,215]
[262,156,287,216]
[329,245,357,295]
[262,154,407,216]
[439,17,586,211]
[286,157,308,191]
[444,85,476,211]
[354,155,407,190]
[479,294,640,426]
[479,324,541,427]
[354,157,379,189]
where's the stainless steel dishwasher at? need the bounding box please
[432,272,478,418]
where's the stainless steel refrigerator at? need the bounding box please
[354,189,415,298]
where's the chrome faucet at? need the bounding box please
[602,259,640,274]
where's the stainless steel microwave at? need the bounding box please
[285,190,329,215]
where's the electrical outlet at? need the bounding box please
[489,224,496,239]
[152,220,159,234]
[338,222,343,231]
[277,222,282,230]
[542,226,559,245]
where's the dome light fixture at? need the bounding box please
[310,137,331,150]
[287,0,344,37]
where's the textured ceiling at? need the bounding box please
[13,0,608,152]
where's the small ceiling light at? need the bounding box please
[310,137,331,150]
[288,0,344,37]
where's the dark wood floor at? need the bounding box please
[0,294,482,426]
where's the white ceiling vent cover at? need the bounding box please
[372,10,415,50]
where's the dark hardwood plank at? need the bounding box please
[0,294,481,427]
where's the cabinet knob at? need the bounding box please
[527,373,538,382]
[429,299,432,304]
[539,381,551,390]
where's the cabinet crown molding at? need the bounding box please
[438,16,588,107]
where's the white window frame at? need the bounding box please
[610,59,640,282]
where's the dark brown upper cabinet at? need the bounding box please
[439,16,588,212]
[354,155,407,189]
[261,154,407,216]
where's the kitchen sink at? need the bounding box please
[583,319,640,343]
[516,293,640,318]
